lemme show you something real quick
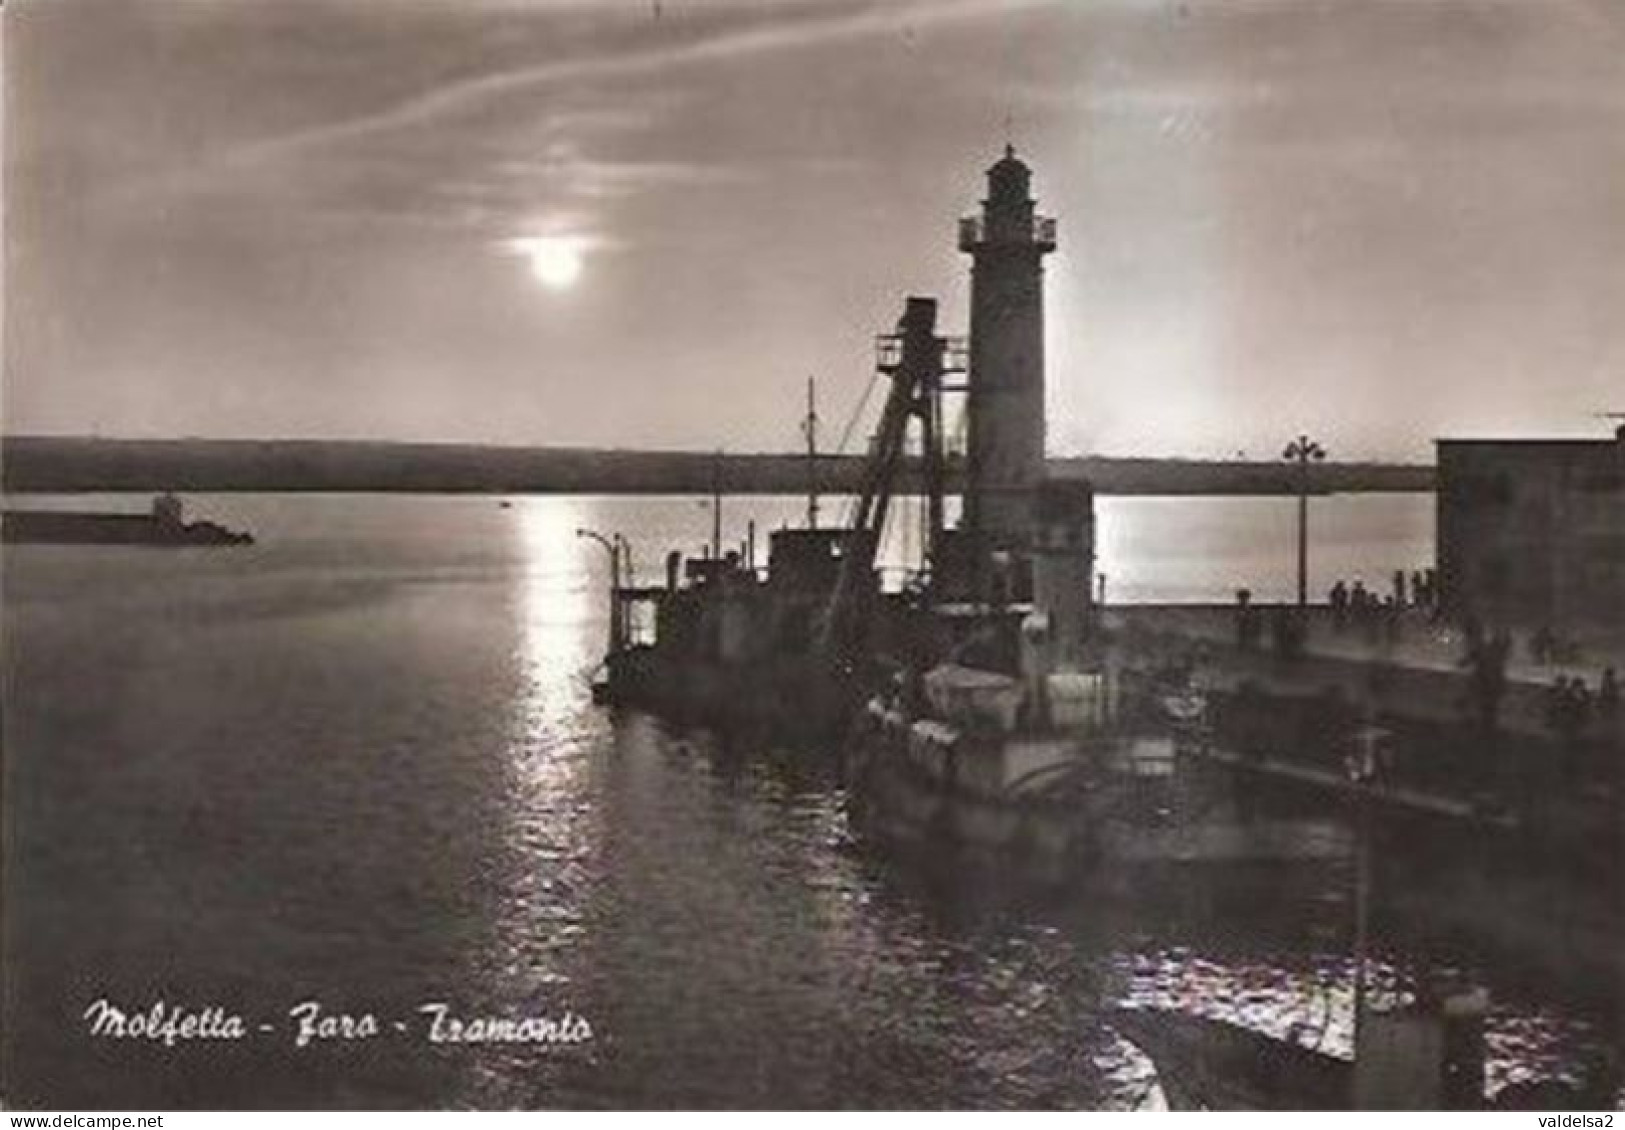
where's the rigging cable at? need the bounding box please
[835,370,882,456]
[833,369,883,529]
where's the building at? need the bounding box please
[1436,426,1625,628]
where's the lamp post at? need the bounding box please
[576,527,622,658]
[1283,434,1327,608]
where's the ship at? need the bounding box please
[2,493,253,547]
[840,477,1355,880]
[595,296,953,743]
[594,148,1347,874]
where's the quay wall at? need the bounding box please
[1113,605,1624,820]
[1117,604,1624,988]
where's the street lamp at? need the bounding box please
[1282,434,1327,608]
[576,527,622,658]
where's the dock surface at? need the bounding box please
[1112,604,1625,745]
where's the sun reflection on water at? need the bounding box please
[471,497,608,1045]
[512,497,596,691]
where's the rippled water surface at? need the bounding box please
[3,494,1615,1108]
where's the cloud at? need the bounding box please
[99,0,1069,244]
[197,0,1062,175]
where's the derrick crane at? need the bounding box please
[818,296,964,664]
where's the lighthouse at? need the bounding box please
[959,146,1056,557]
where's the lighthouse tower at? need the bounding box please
[959,146,1056,557]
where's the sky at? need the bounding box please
[6,0,1623,461]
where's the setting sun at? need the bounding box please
[513,236,584,291]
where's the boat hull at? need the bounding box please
[845,700,1353,884]
[601,644,859,745]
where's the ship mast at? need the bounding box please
[710,449,722,562]
[803,376,820,529]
